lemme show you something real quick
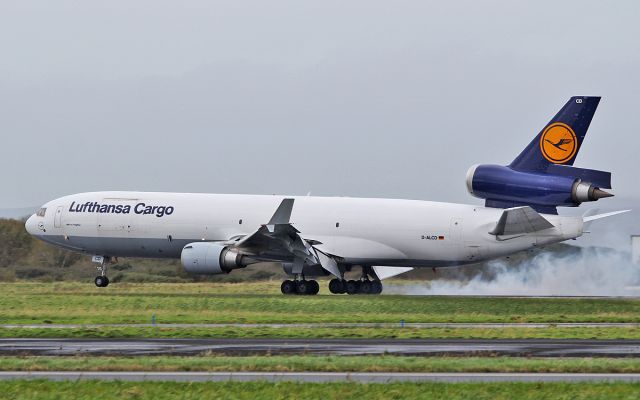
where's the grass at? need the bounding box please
[1,380,640,400]
[2,326,640,339]
[3,355,640,373]
[2,282,640,325]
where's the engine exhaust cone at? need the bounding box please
[592,188,614,200]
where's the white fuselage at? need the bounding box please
[25,191,584,268]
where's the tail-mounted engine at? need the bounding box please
[466,164,613,214]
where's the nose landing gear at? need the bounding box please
[92,255,111,287]
[94,275,109,287]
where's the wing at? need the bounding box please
[226,198,332,275]
[489,206,554,239]
[230,198,312,261]
[583,209,630,223]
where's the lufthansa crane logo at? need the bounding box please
[539,122,577,164]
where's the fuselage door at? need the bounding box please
[54,206,63,228]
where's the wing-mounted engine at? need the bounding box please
[466,164,613,214]
[181,242,257,274]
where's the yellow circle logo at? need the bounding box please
[539,122,577,164]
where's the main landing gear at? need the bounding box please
[93,256,110,287]
[328,266,382,295]
[279,267,383,296]
[328,278,382,295]
[281,279,320,295]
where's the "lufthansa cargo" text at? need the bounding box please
[68,201,174,217]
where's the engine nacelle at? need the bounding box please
[181,242,248,275]
[466,164,612,209]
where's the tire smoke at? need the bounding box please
[385,246,640,296]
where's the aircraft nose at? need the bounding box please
[25,214,38,235]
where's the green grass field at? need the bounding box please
[3,355,640,373]
[2,282,640,325]
[3,325,640,339]
[2,380,639,400]
[2,281,640,339]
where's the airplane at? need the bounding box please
[25,96,628,295]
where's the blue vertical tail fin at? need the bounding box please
[510,96,600,172]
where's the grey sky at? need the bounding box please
[1,0,639,216]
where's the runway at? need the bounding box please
[2,338,640,357]
[1,371,640,383]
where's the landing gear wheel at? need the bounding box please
[359,280,372,294]
[329,279,345,294]
[94,276,109,287]
[307,280,320,295]
[281,280,296,295]
[296,280,309,295]
[372,280,383,294]
[346,280,359,295]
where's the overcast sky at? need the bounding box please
[1,0,639,218]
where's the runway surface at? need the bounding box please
[2,338,640,357]
[1,371,640,383]
[2,322,639,329]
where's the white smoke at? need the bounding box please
[385,247,640,296]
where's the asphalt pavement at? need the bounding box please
[2,338,640,357]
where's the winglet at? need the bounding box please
[267,198,294,225]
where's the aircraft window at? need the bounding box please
[36,208,47,217]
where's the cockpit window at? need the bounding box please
[36,208,47,217]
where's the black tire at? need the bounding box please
[372,280,383,294]
[296,280,309,295]
[328,279,344,294]
[94,276,106,287]
[360,280,372,294]
[281,280,296,295]
[307,280,320,295]
[345,280,359,295]
[102,276,110,287]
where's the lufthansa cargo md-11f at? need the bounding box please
[25,97,628,295]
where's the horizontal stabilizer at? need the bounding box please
[583,209,630,223]
[489,206,554,237]
[372,266,414,280]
